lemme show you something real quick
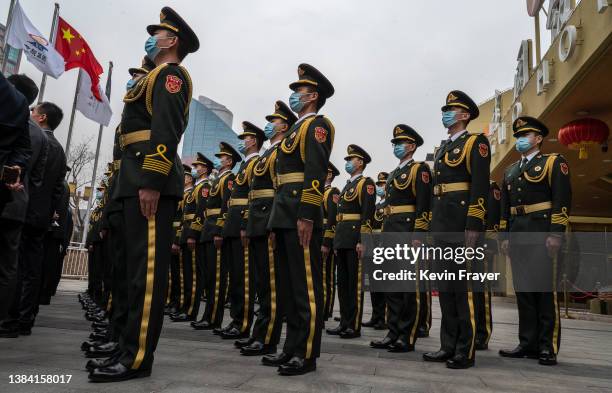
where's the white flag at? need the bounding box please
[6,1,65,78]
[76,69,112,126]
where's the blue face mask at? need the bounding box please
[289,92,306,112]
[515,136,533,153]
[345,161,355,175]
[145,36,161,60]
[95,190,103,200]
[376,186,385,197]
[126,79,136,91]
[191,168,198,178]
[442,110,458,128]
[237,140,247,154]
[264,122,277,139]
[393,143,406,159]
[213,157,222,170]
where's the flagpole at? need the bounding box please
[64,69,82,157]
[82,61,113,246]
[1,0,17,73]
[37,2,60,103]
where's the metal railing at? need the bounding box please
[61,242,89,280]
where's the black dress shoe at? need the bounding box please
[213,323,234,335]
[370,336,395,349]
[499,346,539,359]
[475,341,488,351]
[446,354,474,369]
[373,321,387,330]
[220,327,248,340]
[170,313,194,322]
[91,321,109,329]
[86,352,121,371]
[278,356,316,376]
[0,326,19,338]
[325,325,345,335]
[192,320,218,330]
[86,342,119,358]
[339,328,361,339]
[89,332,107,341]
[333,316,340,322]
[88,361,151,382]
[241,341,277,356]
[388,339,414,353]
[417,327,429,338]
[81,340,105,352]
[261,351,292,367]
[234,337,255,348]
[190,319,205,328]
[362,319,377,328]
[538,349,557,366]
[423,350,454,362]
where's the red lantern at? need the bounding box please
[558,118,609,159]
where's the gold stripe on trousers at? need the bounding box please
[264,240,277,344]
[132,216,156,370]
[304,248,316,359]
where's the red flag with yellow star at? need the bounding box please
[55,17,103,100]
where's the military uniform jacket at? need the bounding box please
[268,114,335,230]
[187,177,211,240]
[173,188,190,245]
[223,155,258,238]
[322,185,340,248]
[201,170,234,242]
[500,153,571,234]
[484,181,502,253]
[102,127,124,221]
[178,186,195,244]
[113,63,192,199]
[372,199,387,232]
[430,132,491,233]
[382,160,432,233]
[333,174,376,250]
[246,144,278,238]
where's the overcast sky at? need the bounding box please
[2,0,552,184]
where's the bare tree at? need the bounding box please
[66,137,96,241]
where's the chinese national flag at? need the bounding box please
[55,17,103,101]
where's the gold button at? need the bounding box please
[517,188,522,192]
[438,159,442,163]
[437,171,440,175]
[136,152,141,157]
[262,206,266,211]
[518,177,522,181]
[406,218,411,222]
[292,190,297,196]
[461,201,465,205]
[543,214,547,218]
[518,199,522,203]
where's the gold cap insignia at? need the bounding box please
[298,67,305,76]
[160,11,166,21]
[348,146,355,154]
[534,166,542,171]
[516,119,527,127]
[275,102,280,111]
[447,92,458,102]
[394,126,402,136]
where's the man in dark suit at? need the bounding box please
[0,74,42,331]
[0,72,35,213]
[2,101,66,337]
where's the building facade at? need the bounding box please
[181,95,239,164]
[0,23,22,75]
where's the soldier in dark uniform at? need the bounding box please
[474,180,501,350]
[326,145,375,339]
[370,125,431,353]
[168,167,188,316]
[85,60,155,366]
[263,63,335,375]
[170,164,196,321]
[321,162,340,321]
[188,153,214,328]
[200,143,240,331]
[217,122,265,340]
[423,91,490,369]
[89,7,199,382]
[239,101,296,356]
[363,171,388,330]
[499,116,571,366]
